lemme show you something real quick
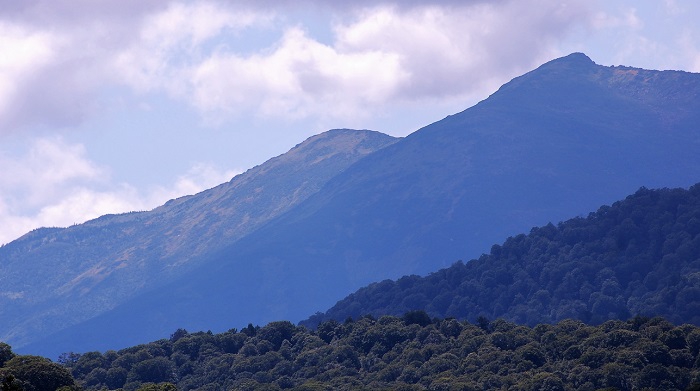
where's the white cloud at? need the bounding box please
[0,137,109,242]
[679,30,700,73]
[125,0,593,124]
[33,186,142,227]
[591,7,642,30]
[0,138,240,245]
[0,0,599,132]
[663,0,682,15]
[186,26,408,122]
[333,2,585,99]
[0,1,269,133]
[146,163,241,203]
[0,138,102,207]
[583,2,700,71]
[0,22,60,129]
[114,2,272,94]
[3,0,700,133]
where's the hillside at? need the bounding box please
[14,52,700,357]
[59,316,700,391]
[303,184,700,328]
[0,129,398,351]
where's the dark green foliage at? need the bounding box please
[128,357,175,384]
[169,329,188,343]
[0,355,76,391]
[303,185,700,328]
[0,345,14,368]
[136,382,177,391]
[1,375,23,391]
[60,316,700,391]
[403,310,433,327]
[257,321,297,351]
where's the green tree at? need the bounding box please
[105,367,128,389]
[128,357,175,384]
[403,310,432,327]
[1,374,23,391]
[136,382,178,391]
[1,355,76,391]
[0,345,15,369]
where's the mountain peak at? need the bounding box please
[528,52,597,77]
[479,52,599,102]
[551,52,594,66]
[297,128,397,152]
[258,129,398,174]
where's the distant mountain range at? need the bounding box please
[4,52,700,358]
[301,184,700,328]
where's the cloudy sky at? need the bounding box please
[1,0,699,244]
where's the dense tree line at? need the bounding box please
[0,342,77,391]
[303,185,700,328]
[51,315,700,390]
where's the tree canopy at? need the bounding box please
[0,349,76,391]
[55,315,700,391]
[303,185,700,328]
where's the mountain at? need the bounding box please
[301,184,700,328]
[22,52,700,358]
[0,129,399,351]
[220,52,700,286]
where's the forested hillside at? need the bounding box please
[47,315,700,390]
[303,184,700,328]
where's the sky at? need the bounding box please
[1,0,699,245]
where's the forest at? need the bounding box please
[303,185,700,328]
[2,314,699,390]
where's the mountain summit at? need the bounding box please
[8,53,700,357]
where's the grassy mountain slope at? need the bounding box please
[0,129,398,351]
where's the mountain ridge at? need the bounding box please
[10,52,700,357]
[0,128,399,349]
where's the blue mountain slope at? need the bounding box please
[2,129,398,354]
[23,53,700,357]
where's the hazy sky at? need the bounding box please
[1,0,699,244]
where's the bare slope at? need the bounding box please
[0,129,398,350]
